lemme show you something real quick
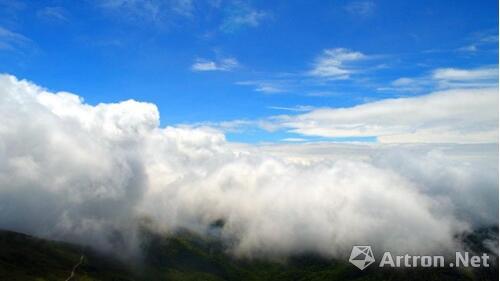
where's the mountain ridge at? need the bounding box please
[0,227,497,281]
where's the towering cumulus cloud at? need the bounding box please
[0,74,497,258]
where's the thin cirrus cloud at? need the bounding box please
[0,26,31,51]
[191,57,239,72]
[95,0,269,32]
[36,6,68,22]
[267,105,315,112]
[344,0,376,16]
[219,2,269,33]
[280,137,307,142]
[457,45,478,52]
[308,48,366,80]
[457,33,498,52]
[0,73,497,259]
[233,47,372,95]
[235,80,288,93]
[96,0,194,23]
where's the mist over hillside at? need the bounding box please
[0,227,498,281]
[0,74,497,260]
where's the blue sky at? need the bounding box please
[0,0,498,143]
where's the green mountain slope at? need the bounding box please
[0,228,497,281]
[0,230,134,281]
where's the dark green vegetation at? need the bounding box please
[0,227,497,281]
[0,230,134,281]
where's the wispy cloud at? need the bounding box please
[3,74,496,259]
[171,0,194,17]
[377,77,430,93]
[344,0,375,16]
[433,66,499,89]
[274,87,498,144]
[0,0,25,25]
[219,67,499,142]
[0,26,30,51]
[37,6,68,22]
[457,31,498,53]
[381,66,498,93]
[281,137,307,142]
[98,0,160,20]
[457,44,478,52]
[305,91,339,97]
[236,80,289,93]
[191,57,239,72]
[267,105,314,112]
[308,48,366,80]
[96,0,194,24]
[235,48,377,95]
[220,1,270,32]
[432,66,498,81]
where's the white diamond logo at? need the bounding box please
[349,245,375,270]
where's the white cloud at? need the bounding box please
[275,87,498,143]
[385,66,498,93]
[191,57,239,72]
[255,84,282,93]
[191,60,218,71]
[281,138,307,142]
[391,77,416,86]
[0,74,497,260]
[377,77,429,93]
[432,66,499,89]
[308,48,366,79]
[433,66,498,81]
[457,44,477,52]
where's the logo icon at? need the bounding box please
[349,246,375,270]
